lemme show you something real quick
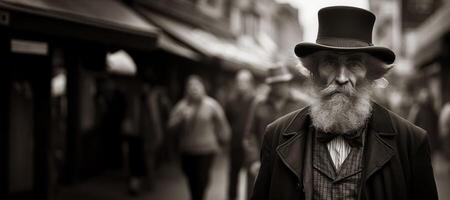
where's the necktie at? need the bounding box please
[316,129,363,147]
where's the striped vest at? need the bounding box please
[312,132,364,200]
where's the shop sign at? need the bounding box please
[11,39,48,55]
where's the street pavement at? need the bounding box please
[58,152,247,200]
[58,151,450,200]
[433,152,450,200]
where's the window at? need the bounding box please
[242,10,260,38]
[197,0,225,18]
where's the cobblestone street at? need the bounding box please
[58,150,450,200]
[58,152,247,200]
[433,152,450,200]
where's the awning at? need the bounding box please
[0,0,159,51]
[407,2,450,67]
[135,7,272,74]
[158,33,202,61]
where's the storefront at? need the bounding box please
[0,0,159,199]
[407,1,450,105]
[1,1,278,199]
[134,4,274,104]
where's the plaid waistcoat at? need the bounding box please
[312,133,364,200]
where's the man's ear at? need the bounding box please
[372,77,389,88]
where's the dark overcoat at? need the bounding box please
[252,103,438,200]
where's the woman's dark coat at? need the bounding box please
[252,103,438,200]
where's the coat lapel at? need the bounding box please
[276,108,313,200]
[276,130,306,179]
[275,108,309,180]
[363,103,397,180]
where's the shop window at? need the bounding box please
[184,0,198,4]
[197,0,225,18]
[9,81,34,194]
[206,0,218,7]
[242,11,260,38]
[230,8,242,34]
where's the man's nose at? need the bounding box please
[335,66,350,85]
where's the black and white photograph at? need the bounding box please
[1,0,449,199]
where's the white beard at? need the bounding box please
[310,83,373,134]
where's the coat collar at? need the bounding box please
[363,103,397,180]
[276,102,397,197]
[276,107,312,199]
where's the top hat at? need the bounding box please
[294,6,395,64]
[265,65,293,84]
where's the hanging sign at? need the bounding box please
[11,39,48,55]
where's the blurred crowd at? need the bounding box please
[97,63,450,200]
[110,64,312,200]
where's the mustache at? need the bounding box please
[319,83,356,97]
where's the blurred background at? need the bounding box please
[1,0,450,199]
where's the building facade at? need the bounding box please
[0,0,303,199]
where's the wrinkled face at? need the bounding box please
[313,52,369,100]
[308,51,373,133]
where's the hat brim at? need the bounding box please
[295,42,395,64]
[265,74,293,84]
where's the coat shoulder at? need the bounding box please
[386,108,426,136]
[265,106,310,136]
[381,106,429,150]
[204,96,220,106]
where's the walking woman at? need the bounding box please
[168,75,230,200]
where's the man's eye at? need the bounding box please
[320,64,334,73]
[322,60,338,68]
[347,62,364,71]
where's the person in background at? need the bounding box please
[251,6,438,200]
[243,65,307,199]
[225,70,255,200]
[168,75,230,200]
[408,88,440,155]
[140,84,169,190]
[440,102,450,161]
[122,91,145,196]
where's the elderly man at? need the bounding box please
[251,6,438,200]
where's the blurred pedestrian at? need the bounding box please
[147,86,173,163]
[168,75,230,200]
[408,88,440,154]
[97,80,126,170]
[122,91,145,196]
[140,85,168,190]
[440,102,450,160]
[243,65,307,199]
[251,6,438,200]
[225,70,255,200]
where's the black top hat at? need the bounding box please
[294,6,395,64]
